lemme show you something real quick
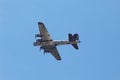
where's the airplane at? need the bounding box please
[33,22,80,60]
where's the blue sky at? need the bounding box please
[0,0,120,80]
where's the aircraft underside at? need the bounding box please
[33,22,80,60]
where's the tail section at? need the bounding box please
[68,33,80,49]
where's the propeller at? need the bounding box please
[35,34,37,39]
[79,40,82,43]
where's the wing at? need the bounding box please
[38,22,61,60]
[38,22,52,41]
[48,47,61,60]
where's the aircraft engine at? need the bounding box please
[35,34,42,38]
[44,49,50,53]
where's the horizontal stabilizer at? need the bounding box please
[72,44,79,49]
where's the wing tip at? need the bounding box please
[38,22,43,24]
[57,58,61,61]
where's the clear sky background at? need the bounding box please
[0,0,120,80]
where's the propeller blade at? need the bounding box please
[35,34,37,39]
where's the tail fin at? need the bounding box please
[68,33,79,49]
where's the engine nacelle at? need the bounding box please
[35,34,43,38]
[44,49,50,53]
[40,47,50,53]
[36,39,42,42]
